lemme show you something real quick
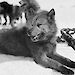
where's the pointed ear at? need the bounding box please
[47,8,55,20]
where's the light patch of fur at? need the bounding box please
[0,12,26,30]
[12,12,26,30]
[0,15,12,29]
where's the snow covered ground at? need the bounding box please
[0,0,75,75]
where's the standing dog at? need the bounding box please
[0,1,21,26]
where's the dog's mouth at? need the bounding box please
[27,24,50,42]
[27,29,45,42]
[30,32,45,42]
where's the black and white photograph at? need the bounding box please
[0,0,75,75]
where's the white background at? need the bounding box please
[0,0,75,75]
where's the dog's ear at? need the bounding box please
[47,8,55,20]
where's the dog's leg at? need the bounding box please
[47,52,75,68]
[34,52,74,75]
[0,15,2,25]
[6,15,10,25]
[3,14,7,25]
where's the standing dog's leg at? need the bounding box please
[3,14,7,25]
[6,15,10,25]
[0,15,2,25]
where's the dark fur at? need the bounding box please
[0,9,75,75]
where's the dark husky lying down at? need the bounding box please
[0,0,75,75]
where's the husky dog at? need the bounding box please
[0,0,75,75]
[0,1,21,26]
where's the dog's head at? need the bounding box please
[26,9,57,43]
